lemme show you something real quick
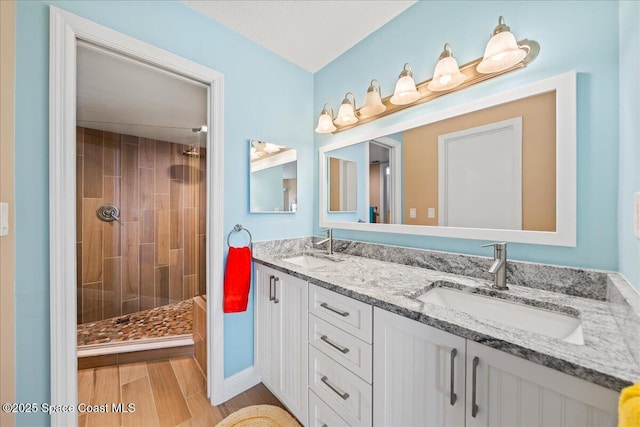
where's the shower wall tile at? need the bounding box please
[121,143,139,222]
[139,138,155,169]
[156,194,170,265]
[103,257,121,319]
[77,243,83,325]
[139,244,155,311]
[83,129,103,198]
[77,127,206,325]
[82,198,103,284]
[170,179,184,250]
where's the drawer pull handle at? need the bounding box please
[320,302,350,317]
[472,356,479,418]
[320,335,350,354]
[273,277,279,304]
[320,375,349,400]
[268,276,275,302]
[450,348,457,406]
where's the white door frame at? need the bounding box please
[49,7,225,426]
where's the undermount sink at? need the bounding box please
[281,253,340,269]
[418,286,584,345]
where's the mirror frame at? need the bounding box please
[319,71,576,246]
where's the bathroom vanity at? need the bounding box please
[252,239,640,427]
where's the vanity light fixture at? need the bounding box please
[315,15,539,134]
[360,79,386,117]
[477,16,528,74]
[315,103,337,134]
[390,63,421,105]
[334,92,359,126]
[428,43,466,92]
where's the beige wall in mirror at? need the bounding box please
[404,91,556,231]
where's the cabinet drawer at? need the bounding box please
[309,390,351,427]
[309,314,372,383]
[309,285,372,343]
[309,346,372,427]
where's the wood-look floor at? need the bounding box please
[78,356,285,427]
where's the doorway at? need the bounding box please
[49,8,225,425]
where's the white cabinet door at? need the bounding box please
[276,272,308,423]
[466,341,618,427]
[254,264,308,424]
[254,264,278,389]
[373,307,466,427]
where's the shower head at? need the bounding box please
[182,145,200,157]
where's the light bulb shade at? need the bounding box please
[428,56,466,92]
[334,93,358,126]
[390,75,420,105]
[315,109,336,133]
[360,81,386,117]
[477,30,527,74]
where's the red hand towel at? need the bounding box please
[223,246,252,313]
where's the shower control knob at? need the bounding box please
[96,204,120,222]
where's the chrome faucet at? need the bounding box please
[481,242,508,290]
[315,228,333,255]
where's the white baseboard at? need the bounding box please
[223,366,261,401]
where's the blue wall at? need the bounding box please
[14,1,313,424]
[251,165,285,212]
[314,1,620,271]
[618,1,640,290]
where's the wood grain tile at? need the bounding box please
[122,134,139,145]
[170,356,205,399]
[155,194,170,265]
[187,392,224,427]
[121,222,139,301]
[78,413,88,427]
[170,143,185,181]
[78,354,118,370]
[155,266,170,307]
[82,198,103,284]
[103,257,122,320]
[176,419,194,427]
[169,250,183,303]
[122,377,160,427]
[155,140,171,194]
[122,298,139,315]
[183,208,197,276]
[77,126,84,156]
[184,164,198,208]
[103,176,121,258]
[87,366,121,427]
[76,157,83,241]
[77,243,83,325]
[198,235,206,296]
[119,362,147,385]
[103,131,121,177]
[121,143,139,222]
[140,168,155,244]
[117,346,193,366]
[78,366,94,404]
[147,361,191,427]
[140,244,155,311]
[139,138,155,169]
[183,275,197,300]
[170,179,183,250]
[83,128,103,198]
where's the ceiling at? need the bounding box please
[181,0,416,72]
[77,43,207,145]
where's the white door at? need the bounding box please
[276,272,308,423]
[438,117,522,229]
[254,265,278,390]
[373,308,466,427]
[466,341,618,427]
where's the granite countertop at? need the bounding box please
[253,249,640,392]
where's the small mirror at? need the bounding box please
[250,139,297,213]
[328,157,357,212]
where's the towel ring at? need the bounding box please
[227,224,253,249]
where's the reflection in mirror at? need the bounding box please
[250,140,297,213]
[320,73,575,245]
[328,157,357,212]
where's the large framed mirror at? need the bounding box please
[319,71,576,246]
[250,139,298,213]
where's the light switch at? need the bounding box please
[0,202,8,237]
[409,208,416,219]
[427,208,435,219]
[635,193,640,239]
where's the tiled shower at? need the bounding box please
[76,126,206,339]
